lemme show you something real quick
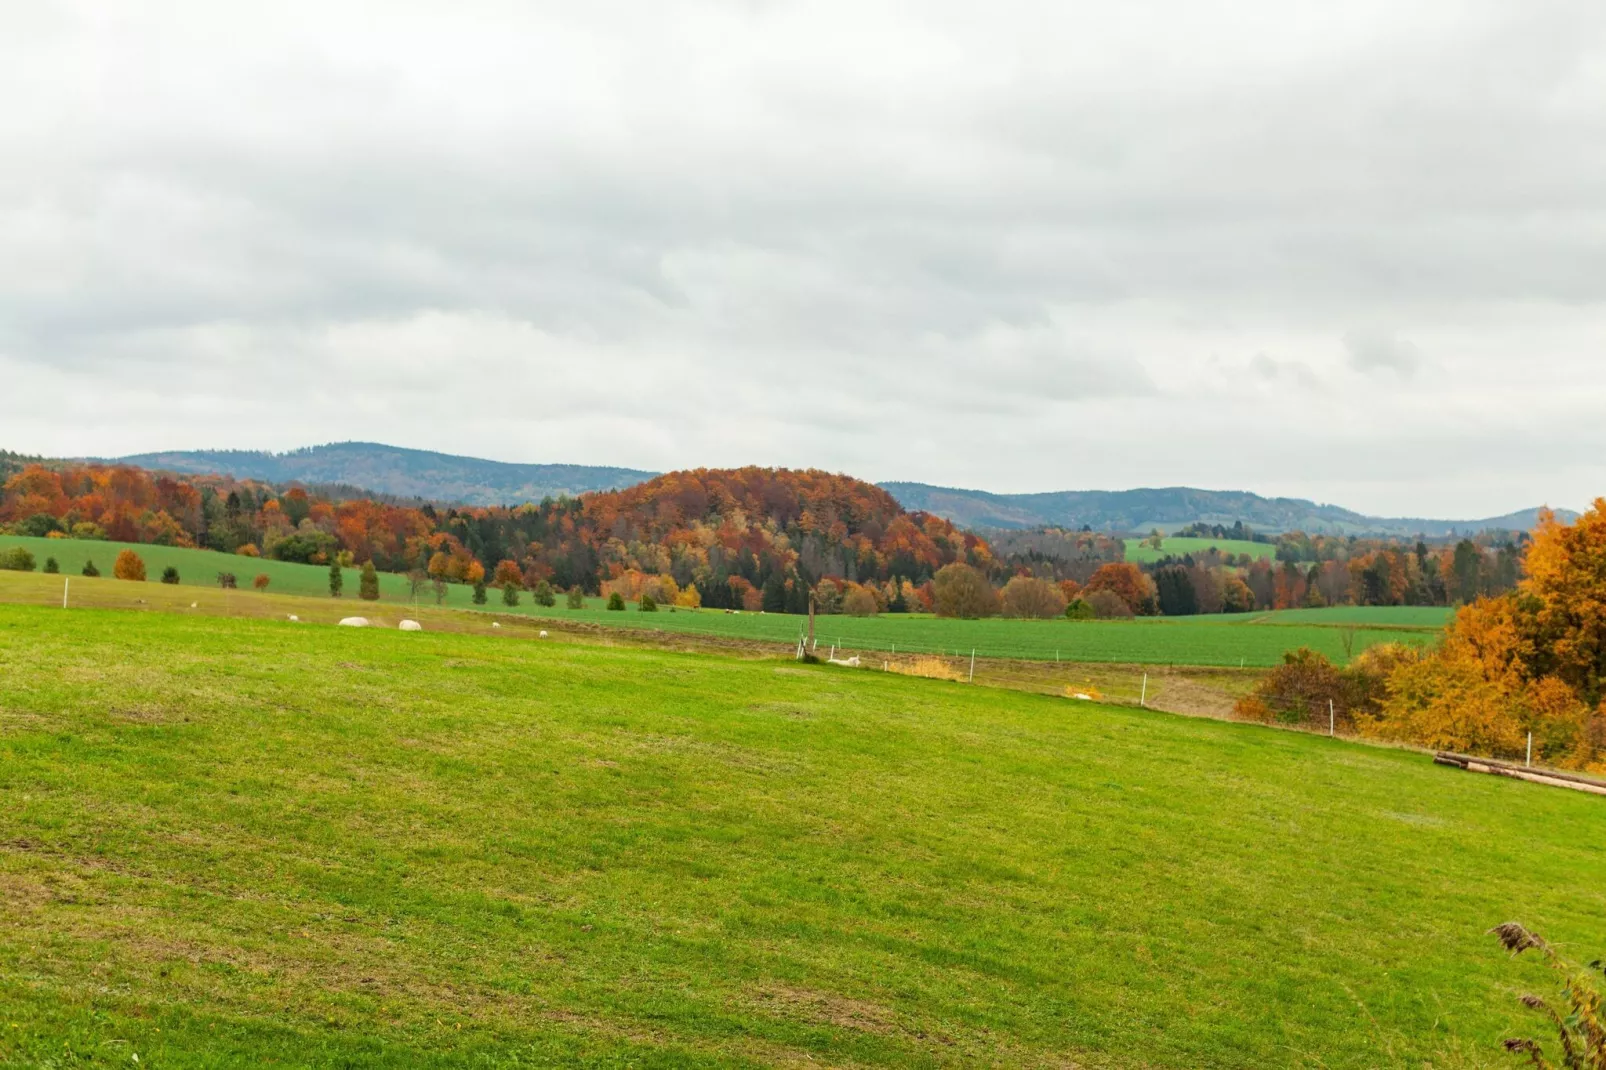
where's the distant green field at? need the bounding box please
[1,536,1442,666]
[0,534,426,602]
[1125,536,1276,563]
[1250,605,1455,629]
[0,605,1596,1067]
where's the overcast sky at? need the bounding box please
[3,1,1604,518]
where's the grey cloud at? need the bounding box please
[1344,332,1423,375]
[2,0,1605,517]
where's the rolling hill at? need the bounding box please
[110,442,656,505]
[74,441,1572,536]
[880,481,1570,537]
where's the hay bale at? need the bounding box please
[337,617,369,628]
[399,620,423,632]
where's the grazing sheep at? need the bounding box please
[287,614,299,622]
[399,620,423,631]
[492,622,501,628]
[337,617,369,627]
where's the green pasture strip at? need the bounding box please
[0,549,1439,666]
[1247,605,1455,629]
[1125,536,1276,563]
[0,606,1595,1068]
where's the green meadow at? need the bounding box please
[0,537,1438,667]
[1124,536,1276,563]
[0,605,1599,1068]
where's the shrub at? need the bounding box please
[160,566,180,584]
[607,592,626,611]
[533,579,556,607]
[1001,576,1068,619]
[639,594,658,612]
[1084,588,1134,619]
[253,574,271,592]
[1065,598,1095,620]
[359,562,380,601]
[932,563,1000,618]
[566,586,585,609]
[328,562,343,598]
[0,547,36,572]
[236,543,260,558]
[43,557,59,575]
[1233,645,1415,732]
[18,513,59,537]
[842,586,880,617]
[472,579,487,605]
[1489,922,1604,1067]
[71,522,106,540]
[113,550,146,582]
[81,559,100,577]
[501,582,520,607]
[217,572,237,589]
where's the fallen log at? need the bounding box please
[1434,752,1606,796]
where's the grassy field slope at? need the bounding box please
[0,534,426,602]
[0,606,1598,1068]
[0,555,1432,666]
[1125,536,1276,563]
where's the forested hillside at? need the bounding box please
[0,462,987,611]
[882,480,1568,536]
[112,442,655,505]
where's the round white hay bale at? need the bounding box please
[399,619,423,631]
[337,617,370,628]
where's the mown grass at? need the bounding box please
[0,605,1600,1068]
[1124,537,1276,564]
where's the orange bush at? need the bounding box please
[112,549,146,582]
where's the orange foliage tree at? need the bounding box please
[113,549,146,582]
[1084,562,1158,615]
[1365,504,1606,772]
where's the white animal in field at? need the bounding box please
[399,619,423,631]
[287,614,299,622]
[492,622,501,628]
[539,630,548,638]
[337,617,369,627]
[190,602,198,608]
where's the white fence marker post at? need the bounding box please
[1140,673,1147,707]
[969,649,976,683]
[63,576,69,609]
[1527,731,1533,768]
[1329,699,1335,737]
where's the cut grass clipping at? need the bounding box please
[0,603,1600,1068]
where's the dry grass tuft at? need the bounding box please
[889,657,965,682]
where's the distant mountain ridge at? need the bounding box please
[95,442,1569,536]
[110,443,657,506]
[878,482,1573,537]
